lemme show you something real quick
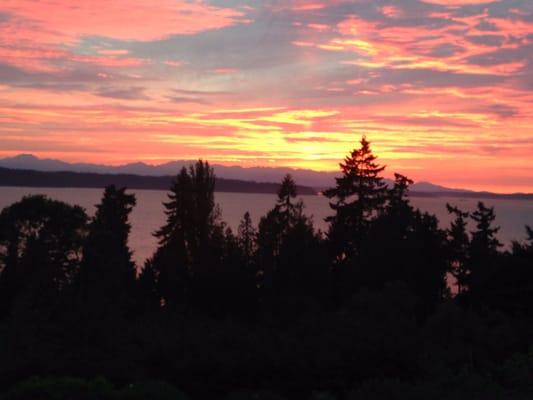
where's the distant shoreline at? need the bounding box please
[1,167,532,200]
[0,167,317,195]
[407,191,533,201]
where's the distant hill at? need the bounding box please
[0,154,338,187]
[0,154,463,192]
[1,155,531,200]
[408,181,473,193]
[0,167,317,195]
[1,166,532,200]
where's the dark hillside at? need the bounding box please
[0,167,317,195]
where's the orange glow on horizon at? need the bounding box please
[0,0,532,193]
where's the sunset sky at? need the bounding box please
[0,0,532,192]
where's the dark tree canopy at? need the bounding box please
[0,143,532,400]
[0,195,87,316]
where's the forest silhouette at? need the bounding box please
[0,137,532,399]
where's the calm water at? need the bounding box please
[1,186,532,265]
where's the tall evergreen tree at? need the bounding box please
[150,161,224,311]
[257,174,303,269]
[78,185,137,314]
[470,202,501,256]
[324,136,388,263]
[238,211,256,264]
[150,167,192,309]
[446,204,470,295]
[383,173,414,228]
[468,202,502,298]
[275,174,303,230]
[256,175,325,312]
[154,161,221,265]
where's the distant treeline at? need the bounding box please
[406,190,533,200]
[0,166,317,195]
[0,138,532,400]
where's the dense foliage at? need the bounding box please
[0,139,532,399]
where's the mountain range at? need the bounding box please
[0,154,464,193]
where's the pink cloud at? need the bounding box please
[0,1,246,74]
[291,3,326,11]
[381,6,403,18]
[212,68,238,75]
[97,49,130,56]
[320,11,531,77]
[164,60,187,67]
[0,0,245,44]
[420,0,498,4]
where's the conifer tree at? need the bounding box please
[519,226,533,256]
[256,174,322,307]
[79,185,136,313]
[238,211,256,263]
[409,210,449,313]
[446,204,470,295]
[150,161,223,310]
[468,201,501,297]
[324,136,388,262]
[137,260,160,313]
[361,173,414,286]
[257,174,301,264]
[275,174,303,230]
[384,173,414,225]
[470,202,501,256]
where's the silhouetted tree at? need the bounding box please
[515,225,533,255]
[0,195,87,318]
[150,167,193,310]
[238,211,256,264]
[257,174,303,277]
[324,136,388,264]
[275,174,304,230]
[274,211,328,313]
[137,259,160,314]
[468,202,501,299]
[150,161,225,313]
[446,204,470,295]
[408,210,449,315]
[470,202,501,256]
[256,175,327,315]
[360,174,448,315]
[359,173,415,288]
[383,173,414,229]
[217,226,258,318]
[1,146,532,400]
[502,226,533,314]
[78,185,137,315]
